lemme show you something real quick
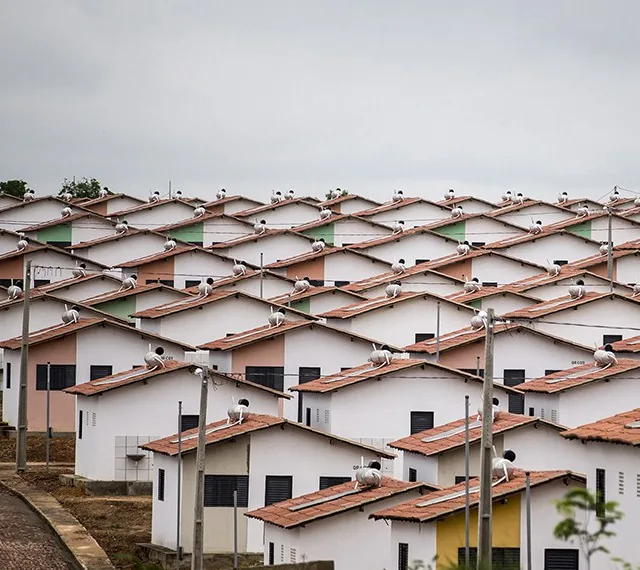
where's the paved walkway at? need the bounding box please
[0,486,78,569]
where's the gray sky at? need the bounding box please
[2,0,639,204]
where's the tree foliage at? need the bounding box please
[0,179,31,198]
[554,487,624,570]
[58,177,105,200]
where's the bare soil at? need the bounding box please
[0,435,75,463]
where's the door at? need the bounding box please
[503,369,525,414]
[297,368,321,422]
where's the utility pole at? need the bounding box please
[464,394,471,569]
[16,260,32,473]
[607,208,614,292]
[477,308,495,570]
[45,362,51,471]
[191,369,209,570]
[176,401,183,570]
[259,253,264,298]
[435,302,441,362]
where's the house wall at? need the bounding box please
[388,520,437,570]
[460,216,527,245]
[403,452,438,485]
[494,205,573,229]
[467,254,542,284]
[238,203,320,228]
[362,233,456,266]
[590,216,639,246]
[365,202,446,229]
[29,249,103,284]
[79,233,169,267]
[333,218,392,246]
[1,350,21,427]
[172,251,236,288]
[323,253,391,285]
[500,234,599,266]
[0,298,83,341]
[362,272,461,299]
[231,336,285,374]
[525,274,627,300]
[221,235,313,267]
[462,293,537,314]
[69,218,117,244]
[202,217,253,245]
[138,256,175,285]
[0,201,72,231]
[615,254,640,285]
[115,203,196,228]
[45,277,121,303]
[224,275,293,299]
[334,197,380,215]
[284,257,324,282]
[245,425,385,552]
[523,392,561,423]
[0,254,25,282]
[302,291,365,314]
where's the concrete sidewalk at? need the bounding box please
[0,470,115,570]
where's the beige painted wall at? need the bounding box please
[285,257,324,281]
[231,336,285,375]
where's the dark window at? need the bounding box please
[319,476,351,490]
[415,259,430,264]
[308,279,324,287]
[471,242,485,247]
[265,475,293,506]
[145,279,174,287]
[459,547,520,568]
[34,279,50,287]
[246,366,284,392]
[461,368,484,378]
[181,415,199,432]
[603,334,622,345]
[36,364,76,391]
[203,475,249,507]
[482,281,498,287]
[503,369,525,414]
[158,468,165,501]
[410,411,434,434]
[544,548,579,570]
[268,542,274,565]
[408,468,417,482]
[46,241,71,248]
[297,368,321,422]
[5,362,10,390]
[553,260,569,266]
[305,407,311,427]
[78,410,83,440]
[90,365,113,381]
[334,280,350,287]
[596,468,606,518]
[0,279,13,287]
[398,543,409,570]
[184,280,200,288]
[191,241,203,247]
[529,407,535,416]
[414,333,435,343]
[545,370,561,376]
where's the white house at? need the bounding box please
[445,287,540,314]
[233,198,323,228]
[436,195,497,214]
[141,412,395,554]
[317,193,381,215]
[155,212,255,247]
[370,470,587,570]
[293,214,393,247]
[21,213,120,247]
[182,269,295,300]
[34,273,125,302]
[547,211,640,247]
[354,197,452,229]
[65,361,287,483]
[269,286,367,314]
[519,358,640,427]
[200,195,265,216]
[79,193,145,216]
[388,412,580,487]
[425,213,528,247]
[561,408,640,568]
[245,477,431,570]
[487,199,574,228]
[106,199,200,229]
[0,196,88,232]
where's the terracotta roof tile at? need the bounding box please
[264,245,344,268]
[115,245,198,268]
[370,470,584,522]
[107,198,194,217]
[504,292,640,319]
[245,477,430,529]
[0,244,47,261]
[66,229,156,250]
[389,413,560,457]
[140,413,396,458]
[446,286,540,304]
[319,194,381,207]
[34,273,121,293]
[209,228,285,248]
[154,212,254,233]
[609,335,640,353]
[342,263,463,293]
[131,290,238,318]
[269,286,366,304]
[517,358,640,393]
[355,197,442,216]
[485,228,599,249]
[199,320,310,350]
[567,248,639,269]
[436,196,496,207]
[81,282,193,306]
[561,408,640,447]
[201,195,264,208]
[233,198,320,217]
[78,193,145,207]
[19,213,105,232]
[345,225,454,250]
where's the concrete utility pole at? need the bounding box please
[191,369,209,570]
[477,308,495,569]
[16,260,32,473]
[607,208,614,292]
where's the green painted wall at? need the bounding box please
[95,296,137,323]
[567,220,591,239]
[169,222,204,244]
[302,224,335,245]
[466,299,482,309]
[38,223,72,244]
[291,298,311,313]
[432,220,466,242]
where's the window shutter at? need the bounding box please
[90,365,113,381]
[78,410,83,440]
[503,369,525,414]
[410,411,434,434]
[180,415,200,432]
[158,468,165,501]
[5,362,10,389]
[268,543,274,565]
[398,543,409,570]
[408,468,417,482]
[319,476,351,490]
[544,548,579,569]
[204,475,248,507]
[414,333,435,343]
[246,367,285,392]
[265,475,293,506]
[596,468,606,517]
[36,365,47,391]
[298,368,321,422]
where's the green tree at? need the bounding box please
[554,487,624,570]
[0,179,31,198]
[325,187,349,200]
[58,177,105,199]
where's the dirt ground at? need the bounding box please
[0,435,75,463]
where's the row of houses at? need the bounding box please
[1,187,639,569]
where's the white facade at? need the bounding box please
[360,271,462,299]
[520,273,631,300]
[27,250,105,286]
[614,253,640,285]
[236,202,321,228]
[39,276,122,303]
[322,252,391,285]
[110,202,197,229]
[491,204,574,229]
[215,233,314,267]
[353,232,459,265]
[74,369,280,481]
[494,233,600,266]
[461,253,543,285]
[28,216,117,245]
[0,200,84,231]
[73,232,170,267]
[360,201,450,229]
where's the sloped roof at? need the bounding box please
[608,335,640,353]
[67,229,162,250]
[318,194,381,208]
[233,198,321,217]
[269,286,366,305]
[345,225,456,250]
[34,273,122,293]
[76,193,145,207]
[245,477,430,529]
[107,198,196,217]
[561,408,640,447]
[504,292,640,319]
[19,212,114,232]
[369,470,584,523]
[264,245,389,270]
[389,413,562,457]
[154,211,254,233]
[355,197,446,217]
[140,413,396,458]
[80,282,192,306]
[485,228,600,249]
[131,289,239,318]
[209,228,287,248]
[115,245,199,268]
[201,195,264,209]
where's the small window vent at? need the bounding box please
[619,472,625,495]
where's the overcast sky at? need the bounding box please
[2,1,639,204]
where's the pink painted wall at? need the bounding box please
[0,254,24,280]
[438,340,485,370]
[27,334,77,432]
[230,337,285,375]
[437,258,472,281]
[285,257,324,280]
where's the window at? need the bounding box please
[637,474,640,498]
[408,468,417,482]
[324,409,330,424]
[78,410,83,440]
[544,548,579,570]
[297,368,321,422]
[334,280,350,287]
[319,476,351,490]
[36,365,76,391]
[482,281,498,287]
[545,370,561,376]
[90,365,113,381]
[204,475,249,507]
[529,407,535,416]
[145,279,174,287]
[503,369,525,414]
[5,362,10,390]
[46,241,71,248]
[619,471,624,495]
[158,468,165,501]
[461,368,484,378]
[268,543,274,565]
[596,468,606,518]
[553,259,569,266]
[414,333,435,343]
[603,334,622,345]
[290,548,296,563]
[305,408,311,427]
[459,547,520,568]
[265,475,293,506]
[308,279,324,287]
[398,543,409,570]
[181,415,199,432]
[245,366,284,392]
[410,411,434,434]
[34,279,51,287]
[415,259,430,264]
[471,242,486,247]
[551,410,558,423]
[184,280,200,288]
